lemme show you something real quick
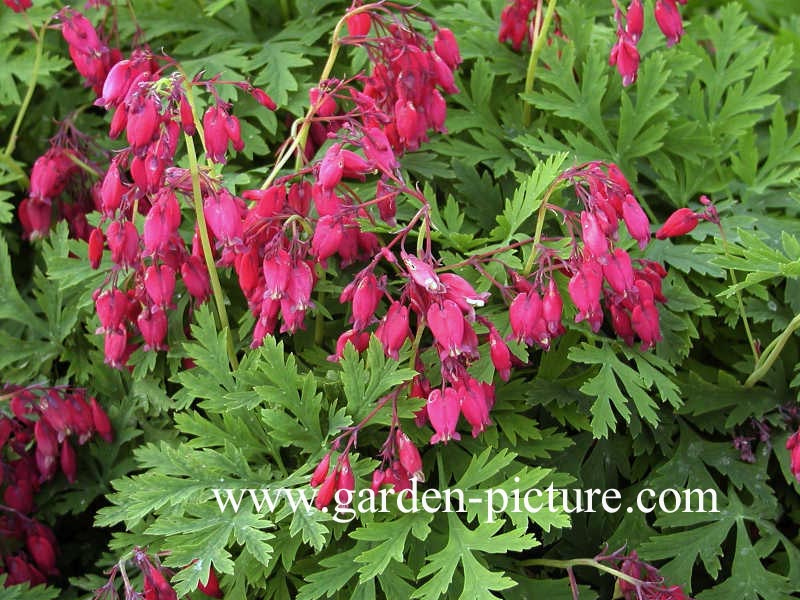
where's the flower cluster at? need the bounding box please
[609,0,687,86]
[60,7,122,96]
[231,3,462,347]
[54,6,273,368]
[90,58,206,367]
[498,0,536,51]
[307,159,671,505]
[1,384,112,587]
[19,119,102,241]
[93,547,223,599]
[612,549,691,600]
[556,163,667,349]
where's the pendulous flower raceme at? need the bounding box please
[0,384,112,588]
[309,157,675,504]
[609,0,688,86]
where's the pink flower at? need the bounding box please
[434,28,462,70]
[568,260,604,332]
[654,0,684,47]
[376,302,411,359]
[427,387,461,444]
[350,272,382,330]
[346,12,372,37]
[144,264,176,308]
[458,378,492,437]
[488,326,512,381]
[655,207,699,239]
[402,252,445,293]
[336,455,356,506]
[626,0,644,42]
[181,256,211,301]
[396,431,424,480]
[4,0,32,12]
[631,299,661,350]
[311,215,344,263]
[203,105,231,163]
[318,143,345,190]
[328,329,371,361]
[609,303,635,346]
[622,194,651,249]
[509,291,548,347]
[440,272,489,317]
[602,247,635,295]
[204,189,243,247]
[310,453,331,487]
[106,220,139,266]
[581,210,610,257]
[427,300,467,359]
[609,33,640,87]
[542,278,565,336]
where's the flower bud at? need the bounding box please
[396,431,424,481]
[60,439,77,484]
[311,453,331,487]
[654,0,684,47]
[488,327,512,382]
[90,397,114,443]
[375,302,410,360]
[346,12,371,37]
[621,194,650,249]
[655,207,699,239]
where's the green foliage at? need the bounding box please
[2,0,800,599]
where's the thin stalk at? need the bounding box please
[260,3,380,188]
[522,181,560,275]
[65,151,104,178]
[521,557,641,587]
[4,21,48,159]
[522,0,558,127]
[745,312,800,387]
[184,133,239,370]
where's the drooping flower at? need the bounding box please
[427,388,461,444]
[655,207,699,239]
[654,0,685,47]
[609,33,640,87]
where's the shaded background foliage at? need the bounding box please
[1,0,799,598]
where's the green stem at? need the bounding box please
[184,133,239,370]
[522,181,560,276]
[521,557,641,587]
[65,151,104,178]
[279,0,290,21]
[745,312,800,387]
[522,0,558,127]
[4,21,48,159]
[260,3,380,188]
[718,226,758,363]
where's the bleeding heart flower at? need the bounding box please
[427,387,461,444]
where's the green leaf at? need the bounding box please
[413,512,537,600]
[491,152,568,242]
[339,336,417,421]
